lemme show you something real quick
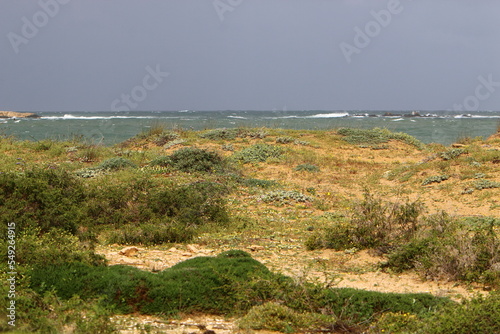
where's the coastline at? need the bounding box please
[0,111,40,118]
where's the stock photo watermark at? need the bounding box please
[6,222,17,327]
[7,0,71,54]
[453,74,500,112]
[111,64,169,112]
[339,0,406,64]
[213,0,243,22]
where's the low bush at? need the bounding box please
[294,163,320,172]
[440,148,466,161]
[148,155,171,167]
[261,190,313,205]
[168,147,226,173]
[4,227,105,267]
[106,221,197,245]
[199,128,240,140]
[321,288,449,325]
[420,292,500,334]
[98,157,136,170]
[29,251,277,315]
[337,128,426,150]
[276,136,294,144]
[474,179,500,190]
[308,193,424,250]
[0,168,88,235]
[241,178,278,188]
[373,292,500,334]
[232,144,284,163]
[382,213,500,286]
[422,175,449,185]
[152,132,179,147]
[239,302,335,332]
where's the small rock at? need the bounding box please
[187,244,198,253]
[119,247,139,257]
[168,247,177,252]
[248,245,265,251]
[452,143,465,148]
[182,252,192,257]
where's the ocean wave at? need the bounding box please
[304,112,350,118]
[41,114,166,120]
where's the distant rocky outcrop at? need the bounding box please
[0,111,40,118]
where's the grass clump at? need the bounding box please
[294,163,320,173]
[422,174,449,185]
[232,143,284,163]
[239,302,335,333]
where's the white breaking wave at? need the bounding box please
[41,114,165,120]
[304,112,350,118]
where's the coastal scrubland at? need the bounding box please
[1,126,499,333]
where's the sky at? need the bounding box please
[0,0,499,112]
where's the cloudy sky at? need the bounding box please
[1,0,499,112]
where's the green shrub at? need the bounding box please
[307,194,424,251]
[321,288,450,325]
[98,157,136,170]
[294,163,320,173]
[382,213,500,286]
[261,190,312,204]
[199,128,240,140]
[241,178,278,188]
[381,238,433,272]
[106,221,197,245]
[422,175,449,185]
[305,222,353,251]
[29,251,277,316]
[168,147,225,173]
[337,128,425,149]
[474,179,500,190]
[370,311,421,333]
[147,181,229,226]
[276,136,294,144]
[148,155,171,167]
[0,168,88,235]
[0,287,116,334]
[2,227,105,267]
[232,144,284,163]
[152,132,179,146]
[440,148,466,160]
[420,292,500,334]
[239,302,335,332]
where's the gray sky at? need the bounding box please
[1,0,499,112]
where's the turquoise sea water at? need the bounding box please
[1,110,499,146]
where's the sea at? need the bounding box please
[1,110,499,146]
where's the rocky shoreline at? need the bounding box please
[0,111,40,118]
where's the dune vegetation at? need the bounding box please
[1,126,499,333]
